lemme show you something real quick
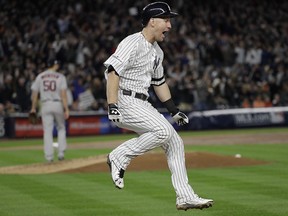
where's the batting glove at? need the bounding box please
[172,111,189,126]
[108,103,123,122]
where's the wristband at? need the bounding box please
[163,98,178,116]
[108,103,118,109]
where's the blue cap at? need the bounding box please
[47,59,60,67]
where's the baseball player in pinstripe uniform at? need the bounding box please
[104,2,213,211]
[30,59,69,162]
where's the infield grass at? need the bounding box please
[0,127,288,216]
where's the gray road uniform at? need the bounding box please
[31,69,67,161]
[104,32,197,205]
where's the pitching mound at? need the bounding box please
[0,152,268,174]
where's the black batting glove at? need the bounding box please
[108,103,123,122]
[172,111,189,126]
[163,98,189,126]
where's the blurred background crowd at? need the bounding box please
[0,0,288,115]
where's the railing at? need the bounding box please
[1,107,287,138]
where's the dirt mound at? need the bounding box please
[0,155,107,174]
[0,152,268,174]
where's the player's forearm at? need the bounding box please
[154,83,179,115]
[30,91,38,111]
[106,71,120,104]
[61,90,69,119]
[153,82,172,102]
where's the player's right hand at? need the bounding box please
[108,103,123,122]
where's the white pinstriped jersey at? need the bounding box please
[31,69,67,102]
[104,32,165,96]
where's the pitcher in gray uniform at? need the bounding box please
[30,59,69,162]
[104,2,213,211]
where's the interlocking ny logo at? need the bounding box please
[153,56,160,70]
[111,110,118,115]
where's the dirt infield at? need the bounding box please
[61,151,269,173]
[0,151,269,174]
[1,131,285,175]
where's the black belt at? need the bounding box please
[42,99,61,103]
[122,89,148,101]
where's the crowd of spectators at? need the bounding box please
[0,0,288,115]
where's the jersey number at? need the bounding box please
[43,80,56,91]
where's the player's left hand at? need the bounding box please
[172,111,189,126]
[28,112,40,125]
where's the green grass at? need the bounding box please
[1,126,286,147]
[0,127,288,216]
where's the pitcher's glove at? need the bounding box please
[108,103,123,122]
[172,111,189,126]
[28,112,40,125]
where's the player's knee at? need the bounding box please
[154,125,173,143]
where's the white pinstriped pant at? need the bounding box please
[110,91,197,204]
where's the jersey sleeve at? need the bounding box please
[151,44,165,86]
[104,35,138,76]
[151,65,165,86]
[31,76,40,92]
[60,75,68,90]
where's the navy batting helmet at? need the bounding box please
[141,2,178,26]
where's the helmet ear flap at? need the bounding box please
[141,14,151,27]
